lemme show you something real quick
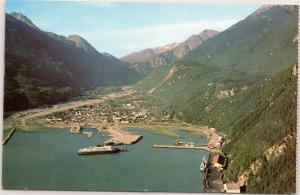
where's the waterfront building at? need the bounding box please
[211,154,227,169]
[224,183,240,193]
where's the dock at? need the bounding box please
[153,144,210,151]
[107,134,143,145]
[104,123,143,145]
[3,128,16,145]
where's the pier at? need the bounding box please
[104,123,143,145]
[3,128,16,145]
[152,144,210,151]
[107,134,143,145]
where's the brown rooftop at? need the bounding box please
[211,154,226,166]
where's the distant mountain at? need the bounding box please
[183,5,298,75]
[121,29,218,74]
[5,12,142,112]
[122,42,179,65]
[171,29,219,59]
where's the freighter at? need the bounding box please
[78,145,121,155]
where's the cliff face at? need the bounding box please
[171,29,219,58]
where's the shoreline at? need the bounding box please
[5,108,227,192]
[121,122,225,151]
[4,85,225,149]
[9,120,225,150]
[3,86,228,192]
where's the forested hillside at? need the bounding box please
[136,5,298,193]
[5,13,142,112]
[184,5,298,75]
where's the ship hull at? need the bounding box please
[78,148,121,155]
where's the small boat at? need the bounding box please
[185,142,195,147]
[175,137,186,146]
[200,156,207,172]
[78,145,121,155]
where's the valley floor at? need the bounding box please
[4,86,225,147]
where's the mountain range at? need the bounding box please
[5,12,142,112]
[121,29,219,73]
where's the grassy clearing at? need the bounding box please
[15,125,49,132]
[122,122,207,137]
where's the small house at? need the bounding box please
[112,116,122,122]
[211,154,227,169]
[224,183,240,193]
[100,112,107,116]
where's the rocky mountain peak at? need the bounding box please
[199,29,219,39]
[67,34,83,42]
[153,42,179,54]
[254,4,274,15]
[9,12,39,30]
[67,35,98,53]
[251,4,297,18]
[172,29,219,58]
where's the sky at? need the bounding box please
[6,1,261,57]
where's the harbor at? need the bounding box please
[2,103,225,192]
[2,127,207,192]
[2,87,226,192]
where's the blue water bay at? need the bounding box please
[3,128,208,192]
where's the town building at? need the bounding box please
[211,154,227,169]
[224,183,240,193]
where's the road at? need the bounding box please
[16,87,135,126]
